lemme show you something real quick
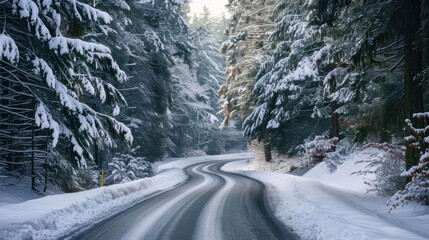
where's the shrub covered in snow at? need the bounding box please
[104,154,152,185]
[389,112,429,210]
[49,151,99,192]
[322,138,356,172]
[352,143,405,197]
[302,136,338,167]
[184,150,207,157]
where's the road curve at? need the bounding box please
[70,161,298,240]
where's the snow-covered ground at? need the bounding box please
[2,150,427,240]
[0,176,63,207]
[0,169,187,240]
[154,152,254,172]
[223,147,429,240]
[0,152,253,240]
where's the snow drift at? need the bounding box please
[0,169,187,240]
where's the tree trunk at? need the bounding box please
[404,0,424,171]
[94,140,100,169]
[1,76,12,171]
[331,101,339,138]
[44,136,48,192]
[422,0,429,69]
[263,131,272,162]
[31,120,36,191]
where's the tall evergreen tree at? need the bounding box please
[219,0,277,161]
[1,0,132,190]
[242,0,331,158]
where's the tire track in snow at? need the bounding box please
[121,162,220,240]
[193,162,236,240]
[71,160,297,240]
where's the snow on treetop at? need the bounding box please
[412,112,429,119]
[0,33,19,64]
[12,0,39,22]
[35,103,60,147]
[67,0,113,24]
[49,37,111,55]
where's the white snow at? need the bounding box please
[122,164,214,239]
[0,33,19,64]
[0,169,187,240]
[35,103,60,147]
[194,164,235,240]
[3,151,427,240]
[155,152,254,172]
[0,177,63,208]
[304,147,378,193]
[223,148,429,240]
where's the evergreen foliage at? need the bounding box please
[389,113,429,210]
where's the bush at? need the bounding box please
[76,168,99,190]
[354,126,368,144]
[207,140,222,155]
[302,136,338,167]
[388,112,429,211]
[323,138,356,172]
[104,154,152,186]
[352,143,406,197]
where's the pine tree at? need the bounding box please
[320,0,405,144]
[389,112,429,210]
[94,0,195,161]
[1,0,132,190]
[218,0,277,161]
[166,26,225,156]
[242,0,331,158]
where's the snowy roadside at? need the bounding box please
[0,152,253,240]
[222,148,429,240]
[154,152,254,172]
[0,176,63,207]
[0,169,187,240]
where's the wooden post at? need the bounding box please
[101,170,104,187]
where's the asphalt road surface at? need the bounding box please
[70,161,298,240]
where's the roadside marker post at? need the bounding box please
[101,170,104,187]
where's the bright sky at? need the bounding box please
[189,0,230,18]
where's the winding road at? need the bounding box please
[70,161,298,240]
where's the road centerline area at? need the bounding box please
[70,160,298,240]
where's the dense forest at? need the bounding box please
[219,0,429,206]
[0,0,245,191]
[0,0,428,209]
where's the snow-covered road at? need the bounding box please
[69,161,298,240]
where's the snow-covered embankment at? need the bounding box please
[0,169,187,240]
[222,148,429,240]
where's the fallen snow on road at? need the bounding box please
[0,169,187,240]
[223,148,429,240]
[155,152,254,172]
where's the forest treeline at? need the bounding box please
[220,0,428,161]
[219,0,429,206]
[0,0,245,191]
[1,0,428,202]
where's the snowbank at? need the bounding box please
[223,148,429,240]
[0,169,187,240]
[304,147,379,193]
